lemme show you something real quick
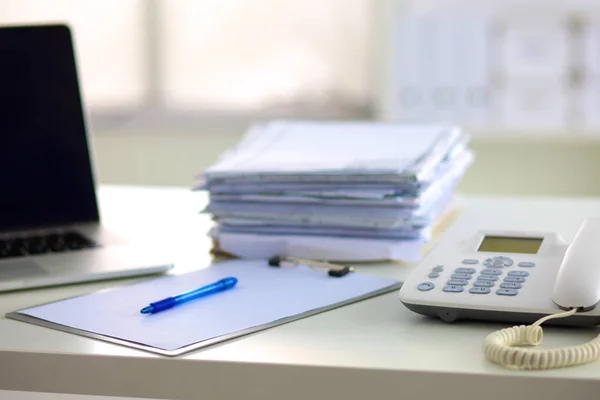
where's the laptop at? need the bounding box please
[0,24,174,292]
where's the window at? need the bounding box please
[0,0,373,130]
[0,0,147,110]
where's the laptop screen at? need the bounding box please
[0,24,99,231]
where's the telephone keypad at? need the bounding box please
[427,256,530,296]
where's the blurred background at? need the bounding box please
[2,0,600,196]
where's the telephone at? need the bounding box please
[398,217,600,370]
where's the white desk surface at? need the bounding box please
[2,185,600,400]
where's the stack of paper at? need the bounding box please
[195,120,473,262]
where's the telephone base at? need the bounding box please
[403,302,600,327]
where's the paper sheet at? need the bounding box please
[202,145,472,197]
[13,260,400,352]
[208,149,472,207]
[208,191,454,231]
[217,224,430,240]
[216,233,428,262]
[203,121,465,183]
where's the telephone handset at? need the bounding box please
[552,218,600,311]
[398,217,600,370]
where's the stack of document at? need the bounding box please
[195,120,473,262]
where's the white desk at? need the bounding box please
[2,185,600,400]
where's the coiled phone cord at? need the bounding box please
[484,308,600,370]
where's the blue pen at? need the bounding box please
[140,277,238,314]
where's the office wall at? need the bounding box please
[91,130,600,197]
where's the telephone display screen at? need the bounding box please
[477,236,543,254]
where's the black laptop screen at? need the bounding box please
[0,24,99,231]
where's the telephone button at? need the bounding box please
[500,282,522,289]
[481,269,502,276]
[496,289,518,296]
[451,273,472,280]
[443,285,464,293]
[503,276,525,283]
[473,280,495,288]
[428,272,440,279]
[446,279,469,286]
[476,275,498,281]
[461,259,479,264]
[432,265,444,272]
[455,267,476,274]
[469,287,491,294]
[484,256,514,267]
[417,282,435,291]
[518,261,535,268]
[508,270,529,277]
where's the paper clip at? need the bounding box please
[268,256,355,277]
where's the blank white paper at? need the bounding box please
[16,260,400,351]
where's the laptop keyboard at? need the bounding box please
[0,231,98,259]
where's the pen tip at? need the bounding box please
[140,306,152,314]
